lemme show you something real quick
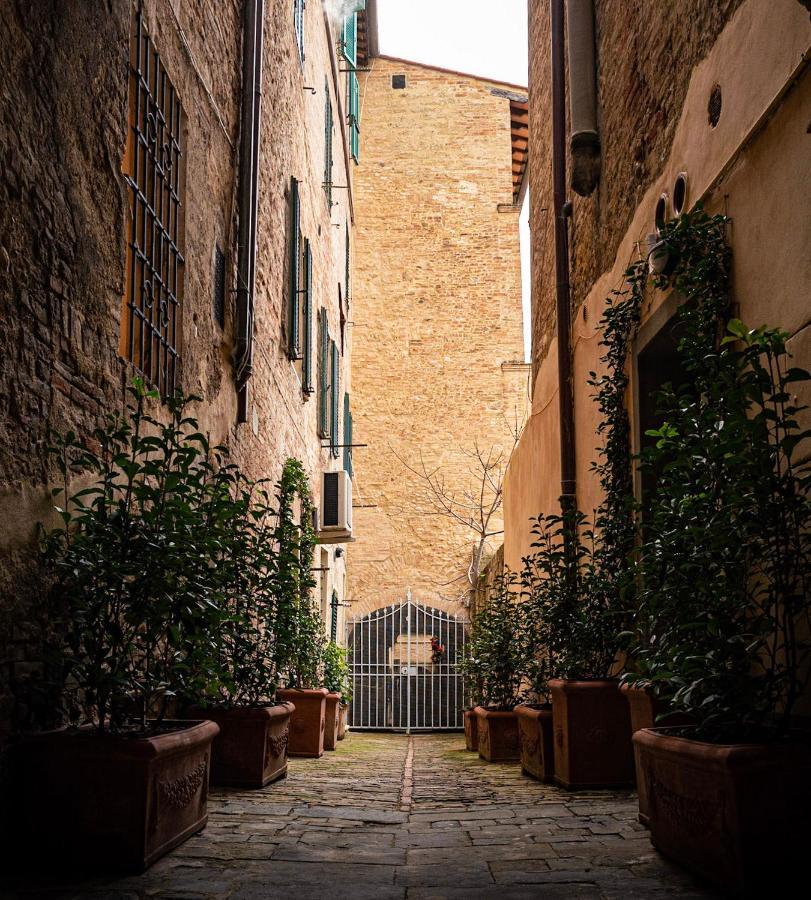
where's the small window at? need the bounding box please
[392,74,407,90]
[121,9,186,396]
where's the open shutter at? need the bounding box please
[288,177,301,358]
[318,309,329,436]
[343,392,353,476]
[349,72,360,162]
[342,12,357,68]
[330,340,340,457]
[302,240,314,392]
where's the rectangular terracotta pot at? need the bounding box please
[550,679,634,789]
[634,727,811,895]
[324,692,341,751]
[188,703,293,788]
[337,703,348,740]
[17,720,218,872]
[516,704,554,782]
[475,706,519,762]
[464,708,479,752]
[278,688,327,757]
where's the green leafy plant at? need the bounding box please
[628,210,811,741]
[322,641,351,704]
[463,574,525,710]
[274,458,325,689]
[41,381,228,734]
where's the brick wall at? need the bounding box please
[0,0,356,741]
[348,57,529,621]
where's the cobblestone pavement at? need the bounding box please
[10,733,721,899]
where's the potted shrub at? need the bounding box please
[514,588,555,781]
[465,576,524,762]
[185,473,294,788]
[275,460,328,758]
[524,513,633,790]
[322,641,350,750]
[21,383,220,872]
[628,214,811,894]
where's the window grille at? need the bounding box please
[121,9,186,396]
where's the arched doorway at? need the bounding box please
[346,593,469,731]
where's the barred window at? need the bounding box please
[120,9,186,396]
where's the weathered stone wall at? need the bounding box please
[507,0,811,573]
[0,0,356,742]
[349,56,529,621]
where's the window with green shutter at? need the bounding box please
[348,71,360,162]
[345,222,350,306]
[302,239,314,393]
[294,0,305,64]
[318,308,330,437]
[324,79,333,209]
[288,177,301,359]
[343,392,353,476]
[341,11,357,67]
[330,340,340,457]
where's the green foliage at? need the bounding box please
[41,381,229,733]
[322,641,351,704]
[274,458,325,689]
[626,209,811,741]
[463,575,525,710]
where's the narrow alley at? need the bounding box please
[15,734,719,899]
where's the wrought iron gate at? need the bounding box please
[346,593,469,731]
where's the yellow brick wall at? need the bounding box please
[348,57,529,621]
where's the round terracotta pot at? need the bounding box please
[474,706,519,762]
[337,703,348,740]
[516,704,554,782]
[188,702,293,788]
[16,720,218,873]
[464,708,479,752]
[550,678,634,789]
[634,727,811,895]
[324,692,341,751]
[277,688,328,758]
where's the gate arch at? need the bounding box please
[346,593,469,731]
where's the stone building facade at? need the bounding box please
[504,0,811,573]
[348,54,530,620]
[0,0,362,742]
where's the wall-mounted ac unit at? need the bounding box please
[318,470,353,542]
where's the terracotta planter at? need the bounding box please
[324,692,341,751]
[550,678,634,789]
[464,708,479,752]
[337,703,348,740]
[277,688,327,757]
[475,706,519,762]
[188,703,293,788]
[516,704,555,782]
[635,728,811,895]
[17,720,218,872]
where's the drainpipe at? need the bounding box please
[566,0,600,197]
[551,0,577,521]
[235,0,265,423]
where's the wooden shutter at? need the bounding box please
[349,72,360,162]
[330,340,340,457]
[342,12,357,68]
[318,309,329,436]
[343,392,353,476]
[302,240,314,393]
[288,177,301,358]
[345,223,350,306]
[324,82,333,208]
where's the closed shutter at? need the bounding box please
[302,240,314,393]
[324,82,333,208]
[288,177,301,358]
[343,392,353,476]
[330,340,340,457]
[318,309,329,436]
[345,223,350,306]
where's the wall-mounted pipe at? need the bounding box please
[566,0,600,196]
[551,0,577,516]
[235,0,265,423]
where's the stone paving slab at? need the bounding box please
[6,731,721,899]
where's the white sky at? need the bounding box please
[376,0,529,88]
[376,0,532,361]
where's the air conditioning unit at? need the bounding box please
[318,470,353,542]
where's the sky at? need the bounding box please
[376,0,529,88]
[376,0,532,361]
